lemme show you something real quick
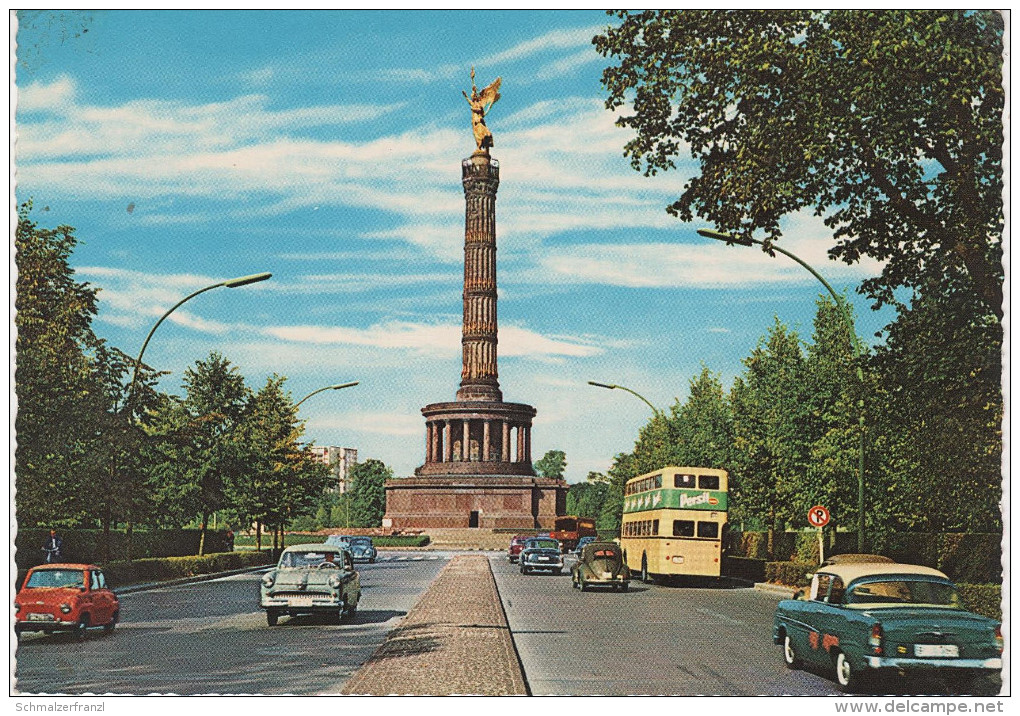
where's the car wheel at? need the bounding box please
[266,610,279,627]
[346,600,358,619]
[782,634,801,669]
[579,578,587,592]
[834,651,860,692]
[104,611,119,633]
[620,581,629,592]
[75,614,90,642]
[520,565,527,575]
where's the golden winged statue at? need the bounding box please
[463,67,502,154]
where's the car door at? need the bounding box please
[789,573,833,668]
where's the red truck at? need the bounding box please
[550,516,596,553]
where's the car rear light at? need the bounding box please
[869,623,883,655]
[995,625,1004,654]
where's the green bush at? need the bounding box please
[100,550,274,587]
[956,584,1002,621]
[723,556,766,582]
[877,532,1002,584]
[15,528,234,569]
[765,560,815,586]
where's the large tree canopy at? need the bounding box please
[595,10,1004,318]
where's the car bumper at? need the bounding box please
[16,617,80,633]
[523,561,563,571]
[261,595,342,610]
[866,656,1002,671]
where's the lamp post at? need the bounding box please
[126,272,273,406]
[698,228,867,551]
[294,381,359,408]
[588,381,663,420]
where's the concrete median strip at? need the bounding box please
[340,554,528,696]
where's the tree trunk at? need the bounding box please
[199,511,208,556]
[126,519,133,563]
[255,521,262,552]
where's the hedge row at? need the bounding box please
[765,561,816,587]
[729,531,1001,584]
[237,534,431,549]
[15,528,234,569]
[101,550,275,587]
[956,584,1002,621]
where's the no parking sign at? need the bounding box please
[807,505,830,528]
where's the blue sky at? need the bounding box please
[14,10,895,482]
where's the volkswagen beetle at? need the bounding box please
[773,562,1002,692]
[260,544,361,626]
[571,541,630,591]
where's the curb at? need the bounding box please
[113,564,272,595]
[753,582,798,598]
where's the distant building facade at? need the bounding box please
[310,446,358,493]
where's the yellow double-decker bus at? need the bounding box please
[620,466,728,581]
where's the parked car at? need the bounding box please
[773,562,1002,692]
[15,564,120,640]
[324,535,351,548]
[571,535,596,556]
[348,536,378,563]
[260,544,361,626]
[571,542,629,591]
[507,535,529,563]
[519,537,564,575]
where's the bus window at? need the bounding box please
[697,522,719,538]
[674,474,696,488]
[698,474,720,490]
[654,475,662,488]
[652,519,659,535]
[673,520,695,537]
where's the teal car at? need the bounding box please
[773,562,1002,692]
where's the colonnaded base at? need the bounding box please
[383,476,567,529]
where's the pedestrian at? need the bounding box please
[41,528,64,564]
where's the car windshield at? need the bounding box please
[845,579,964,609]
[325,536,349,545]
[279,551,340,568]
[350,537,372,545]
[528,539,558,549]
[26,569,84,589]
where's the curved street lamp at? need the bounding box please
[588,381,663,420]
[698,228,867,551]
[295,381,360,408]
[126,272,272,405]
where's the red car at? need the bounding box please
[507,536,529,563]
[15,564,120,640]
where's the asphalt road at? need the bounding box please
[13,552,450,695]
[489,553,1002,696]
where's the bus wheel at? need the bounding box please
[641,555,650,583]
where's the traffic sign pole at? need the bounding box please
[807,506,831,564]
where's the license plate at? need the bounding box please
[27,613,54,621]
[539,557,551,562]
[288,597,314,607]
[671,556,684,564]
[914,644,959,658]
[601,572,613,579]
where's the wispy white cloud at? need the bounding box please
[477,25,605,66]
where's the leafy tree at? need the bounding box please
[670,367,733,469]
[801,296,869,539]
[534,449,567,479]
[566,472,611,519]
[180,352,251,553]
[15,204,103,527]
[595,10,1004,318]
[868,282,1002,534]
[729,319,808,554]
[347,459,392,528]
